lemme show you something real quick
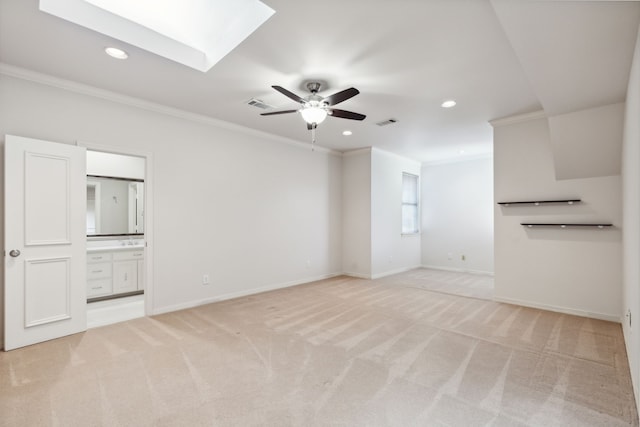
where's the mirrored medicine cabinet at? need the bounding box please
[87,175,144,236]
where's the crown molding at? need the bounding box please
[422,152,493,167]
[489,110,546,127]
[0,62,342,156]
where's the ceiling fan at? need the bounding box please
[261,82,366,130]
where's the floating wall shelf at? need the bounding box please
[521,223,612,229]
[498,199,581,206]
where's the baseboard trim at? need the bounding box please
[152,272,343,315]
[493,295,621,323]
[137,269,622,324]
[342,272,372,279]
[371,265,422,279]
[421,265,495,276]
[343,266,424,280]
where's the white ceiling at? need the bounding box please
[0,0,638,163]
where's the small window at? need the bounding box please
[402,172,419,234]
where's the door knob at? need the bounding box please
[9,249,20,257]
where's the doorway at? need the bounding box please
[83,147,153,328]
[4,136,154,350]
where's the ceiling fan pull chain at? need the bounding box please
[311,126,316,151]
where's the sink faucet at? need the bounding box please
[120,237,134,246]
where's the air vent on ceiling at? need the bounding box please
[247,98,276,110]
[376,118,398,126]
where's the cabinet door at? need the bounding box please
[113,260,138,294]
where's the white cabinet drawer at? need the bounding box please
[87,262,111,280]
[113,250,144,261]
[87,278,113,297]
[88,252,112,263]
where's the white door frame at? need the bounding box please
[78,141,154,316]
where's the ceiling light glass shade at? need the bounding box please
[300,106,328,124]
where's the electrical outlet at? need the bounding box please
[202,274,210,285]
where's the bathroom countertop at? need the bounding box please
[87,238,145,253]
[87,245,145,253]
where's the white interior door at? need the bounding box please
[5,135,87,350]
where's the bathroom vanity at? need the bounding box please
[87,240,145,301]
[86,171,146,302]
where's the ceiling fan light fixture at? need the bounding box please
[261,83,365,129]
[300,106,328,125]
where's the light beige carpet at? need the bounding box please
[0,273,636,426]
[377,268,494,300]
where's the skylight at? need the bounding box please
[40,0,274,72]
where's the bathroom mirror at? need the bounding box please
[87,175,144,236]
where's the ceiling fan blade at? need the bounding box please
[329,108,366,121]
[260,109,298,116]
[324,87,360,106]
[272,85,306,104]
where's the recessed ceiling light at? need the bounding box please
[342,130,353,136]
[441,100,457,108]
[105,47,128,59]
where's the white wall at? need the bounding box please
[493,115,622,321]
[0,74,343,334]
[341,147,422,279]
[371,148,421,278]
[421,157,494,274]
[548,102,624,180]
[342,149,371,278]
[622,23,640,412]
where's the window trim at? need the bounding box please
[401,172,420,235]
